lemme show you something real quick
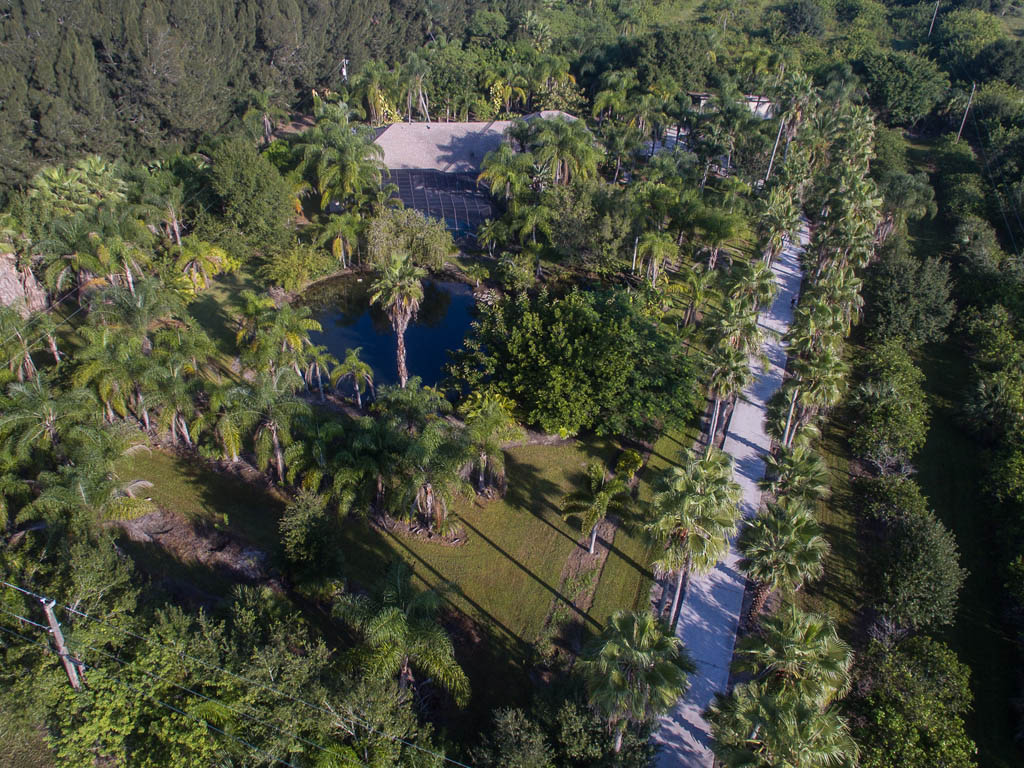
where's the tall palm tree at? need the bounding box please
[174,236,231,294]
[241,87,289,147]
[335,561,470,705]
[561,463,630,555]
[760,443,831,505]
[735,604,852,706]
[697,206,749,271]
[458,391,524,492]
[313,212,362,269]
[728,260,777,311]
[369,253,426,389]
[225,369,310,482]
[738,501,829,620]
[579,610,694,753]
[707,681,858,768]
[0,375,98,461]
[760,185,801,265]
[477,144,533,211]
[637,231,677,288]
[331,347,375,409]
[706,345,752,454]
[646,448,742,626]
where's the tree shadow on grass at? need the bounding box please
[502,454,578,545]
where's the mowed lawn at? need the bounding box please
[117,437,662,717]
[916,342,1021,768]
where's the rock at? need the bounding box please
[0,253,47,317]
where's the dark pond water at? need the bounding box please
[302,275,476,388]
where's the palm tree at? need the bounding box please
[637,231,677,288]
[728,260,777,311]
[579,610,694,753]
[335,561,470,705]
[707,681,858,768]
[174,236,231,294]
[0,376,98,461]
[370,253,426,389]
[401,52,431,122]
[738,501,829,620]
[458,391,524,492]
[477,144,533,211]
[313,212,362,268]
[226,369,310,482]
[735,604,852,706]
[706,345,752,455]
[351,60,400,125]
[760,443,831,505]
[760,185,801,265]
[532,117,600,186]
[331,347,375,409]
[698,206,749,271]
[646,448,742,627]
[241,87,289,147]
[562,463,630,555]
[681,264,719,326]
[28,450,156,528]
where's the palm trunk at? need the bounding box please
[47,334,61,364]
[178,415,193,447]
[657,573,672,616]
[354,380,362,409]
[707,397,722,456]
[478,452,487,492]
[315,365,324,402]
[396,327,409,388]
[271,426,285,482]
[782,386,799,447]
[613,725,624,754]
[747,582,771,624]
[589,524,599,554]
[668,565,687,628]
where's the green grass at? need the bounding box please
[187,266,262,359]
[116,437,661,727]
[798,419,863,639]
[915,342,1021,768]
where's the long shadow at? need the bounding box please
[458,517,601,630]
[502,454,578,545]
[380,528,531,651]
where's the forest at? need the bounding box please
[2,0,1024,767]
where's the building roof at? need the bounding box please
[372,111,578,173]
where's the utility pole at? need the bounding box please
[40,598,82,690]
[764,116,786,184]
[928,0,940,38]
[956,82,977,143]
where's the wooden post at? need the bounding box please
[40,598,82,690]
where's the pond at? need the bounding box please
[302,274,476,389]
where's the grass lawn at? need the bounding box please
[797,418,863,639]
[916,341,1021,768]
[116,436,661,728]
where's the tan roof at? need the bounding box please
[373,112,578,173]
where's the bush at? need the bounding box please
[864,238,954,348]
[876,509,966,631]
[449,289,701,440]
[850,340,931,473]
[855,475,930,523]
[862,50,949,126]
[259,242,334,292]
[851,637,977,768]
[279,491,342,580]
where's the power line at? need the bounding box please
[0,289,78,351]
[0,604,52,631]
[1,302,86,375]
[0,579,473,768]
[0,620,305,768]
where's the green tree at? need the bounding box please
[735,604,852,705]
[738,501,829,620]
[335,561,470,706]
[578,610,694,753]
[863,51,949,126]
[459,391,524,492]
[331,347,375,409]
[646,448,742,626]
[472,708,553,768]
[370,252,426,388]
[562,463,630,555]
[876,508,966,632]
[851,637,977,768]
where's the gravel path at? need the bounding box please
[653,226,807,768]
